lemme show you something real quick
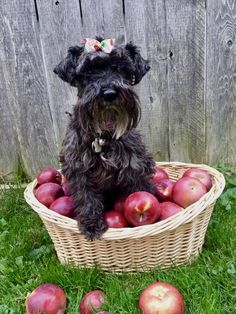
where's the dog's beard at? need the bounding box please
[92,92,140,139]
[92,102,129,139]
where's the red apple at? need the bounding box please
[62,182,71,196]
[151,167,169,184]
[139,281,185,314]
[104,210,129,228]
[172,177,207,208]
[80,290,106,314]
[124,192,161,226]
[159,202,183,221]
[113,195,127,212]
[155,179,175,202]
[49,196,75,218]
[26,283,67,314]
[37,168,62,186]
[183,168,212,191]
[35,183,64,207]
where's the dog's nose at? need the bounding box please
[102,89,118,102]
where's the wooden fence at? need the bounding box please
[0,0,236,179]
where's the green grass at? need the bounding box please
[0,166,235,314]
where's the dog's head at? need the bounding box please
[54,37,150,138]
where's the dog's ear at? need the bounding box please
[53,46,83,86]
[125,42,150,85]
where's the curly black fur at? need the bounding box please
[54,38,156,240]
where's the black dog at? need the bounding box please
[54,37,156,240]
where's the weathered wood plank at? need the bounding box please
[80,0,125,44]
[124,0,170,161]
[36,0,82,145]
[206,0,236,165]
[0,12,19,180]
[0,106,19,180]
[0,0,58,178]
[166,0,206,163]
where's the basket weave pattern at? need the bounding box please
[24,162,225,272]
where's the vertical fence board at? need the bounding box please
[124,0,170,161]
[166,0,206,163]
[0,90,19,179]
[81,0,125,44]
[36,0,82,145]
[0,0,58,178]
[206,0,236,165]
[0,10,19,179]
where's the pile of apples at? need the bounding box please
[26,280,185,313]
[34,165,212,228]
[34,168,75,218]
[102,166,212,228]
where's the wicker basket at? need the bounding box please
[24,162,225,273]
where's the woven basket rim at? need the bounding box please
[24,161,225,240]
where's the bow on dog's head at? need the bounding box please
[53,37,150,87]
[83,38,115,53]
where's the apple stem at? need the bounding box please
[139,214,143,223]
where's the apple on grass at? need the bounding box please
[80,290,106,314]
[159,202,183,221]
[182,168,212,191]
[26,283,67,314]
[155,179,175,202]
[139,281,185,314]
[104,210,129,228]
[172,177,207,208]
[124,191,161,226]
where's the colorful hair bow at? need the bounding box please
[83,38,115,53]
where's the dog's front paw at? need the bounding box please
[78,218,108,241]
